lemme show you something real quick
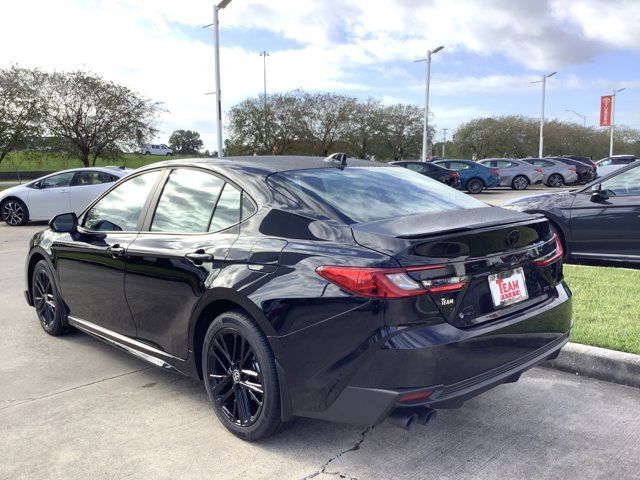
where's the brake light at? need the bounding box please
[569,166,577,172]
[316,265,468,299]
[399,389,433,403]
[491,169,500,176]
[535,167,543,173]
[450,172,459,177]
[533,234,563,267]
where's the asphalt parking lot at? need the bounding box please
[2,200,640,480]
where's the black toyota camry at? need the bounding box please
[24,156,572,440]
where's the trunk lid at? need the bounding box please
[351,207,560,328]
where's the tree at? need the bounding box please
[44,71,162,166]
[0,66,46,164]
[377,104,425,160]
[169,129,203,154]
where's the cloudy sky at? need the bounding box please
[2,0,639,151]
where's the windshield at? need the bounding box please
[272,166,487,224]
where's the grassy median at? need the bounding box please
[564,264,640,355]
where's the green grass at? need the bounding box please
[0,183,18,192]
[0,151,204,172]
[564,264,640,355]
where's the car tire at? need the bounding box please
[166,152,172,156]
[511,175,529,190]
[202,309,285,441]
[32,260,68,336]
[144,151,151,155]
[1,198,29,226]
[547,174,564,188]
[466,178,484,194]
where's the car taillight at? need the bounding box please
[569,166,577,172]
[533,234,563,267]
[491,169,499,176]
[535,167,543,173]
[450,172,459,177]
[316,265,468,298]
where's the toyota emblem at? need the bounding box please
[506,229,520,247]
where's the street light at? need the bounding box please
[609,87,626,156]
[415,45,444,161]
[441,127,449,158]
[203,0,233,158]
[531,71,556,158]
[565,109,586,127]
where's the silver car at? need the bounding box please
[477,158,544,190]
[521,158,578,187]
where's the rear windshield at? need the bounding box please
[271,166,487,224]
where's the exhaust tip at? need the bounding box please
[388,407,436,430]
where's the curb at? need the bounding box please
[542,342,640,389]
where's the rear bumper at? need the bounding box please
[308,332,568,425]
[294,282,572,425]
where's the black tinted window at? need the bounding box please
[274,167,486,224]
[74,171,114,186]
[209,184,241,232]
[83,170,161,231]
[151,169,224,233]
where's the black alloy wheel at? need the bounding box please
[1,199,28,226]
[547,174,564,188]
[466,178,484,194]
[203,310,284,440]
[32,260,67,335]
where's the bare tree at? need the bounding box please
[0,66,46,164]
[44,71,162,166]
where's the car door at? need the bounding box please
[69,170,118,215]
[54,169,163,336]
[124,168,245,359]
[27,171,75,220]
[570,164,640,260]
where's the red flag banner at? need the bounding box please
[600,95,613,126]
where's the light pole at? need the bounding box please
[260,51,269,152]
[415,46,444,162]
[203,0,232,158]
[441,127,449,158]
[532,71,556,158]
[609,87,626,156]
[565,109,586,127]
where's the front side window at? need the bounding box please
[41,172,75,189]
[83,170,161,231]
[151,169,224,233]
[599,158,613,166]
[209,184,241,232]
[405,163,425,173]
[599,165,640,197]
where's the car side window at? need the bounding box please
[600,165,640,197]
[41,172,75,189]
[449,162,470,170]
[83,170,161,231]
[599,158,612,166]
[406,163,425,173]
[542,160,555,167]
[209,183,242,232]
[242,193,257,219]
[151,169,224,233]
[74,171,114,186]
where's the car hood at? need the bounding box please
[501,191,575,210]
[0,184,24,200]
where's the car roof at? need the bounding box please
[136,155,385,176]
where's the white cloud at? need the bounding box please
[1,0,639,150]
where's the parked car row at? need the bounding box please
[394,155,608,194]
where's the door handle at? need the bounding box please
[185,250,214,265]
[107,244,126,258]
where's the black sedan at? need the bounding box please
[549,157,597,183]
[390,160,461,188]
[503,161,640,264]
[25,156,571,440]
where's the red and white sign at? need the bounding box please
[600,95,613,126]
[488,267,528,308]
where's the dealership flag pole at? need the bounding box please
[609,88,626,157]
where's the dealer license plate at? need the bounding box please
[488,267,528,308]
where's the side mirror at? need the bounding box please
[590,184,607,202]
[49,212,78,233]
[33,181,43,189]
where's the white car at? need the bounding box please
[141,144,173,156]
[595,155,637,177]
[0,167,130,226]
